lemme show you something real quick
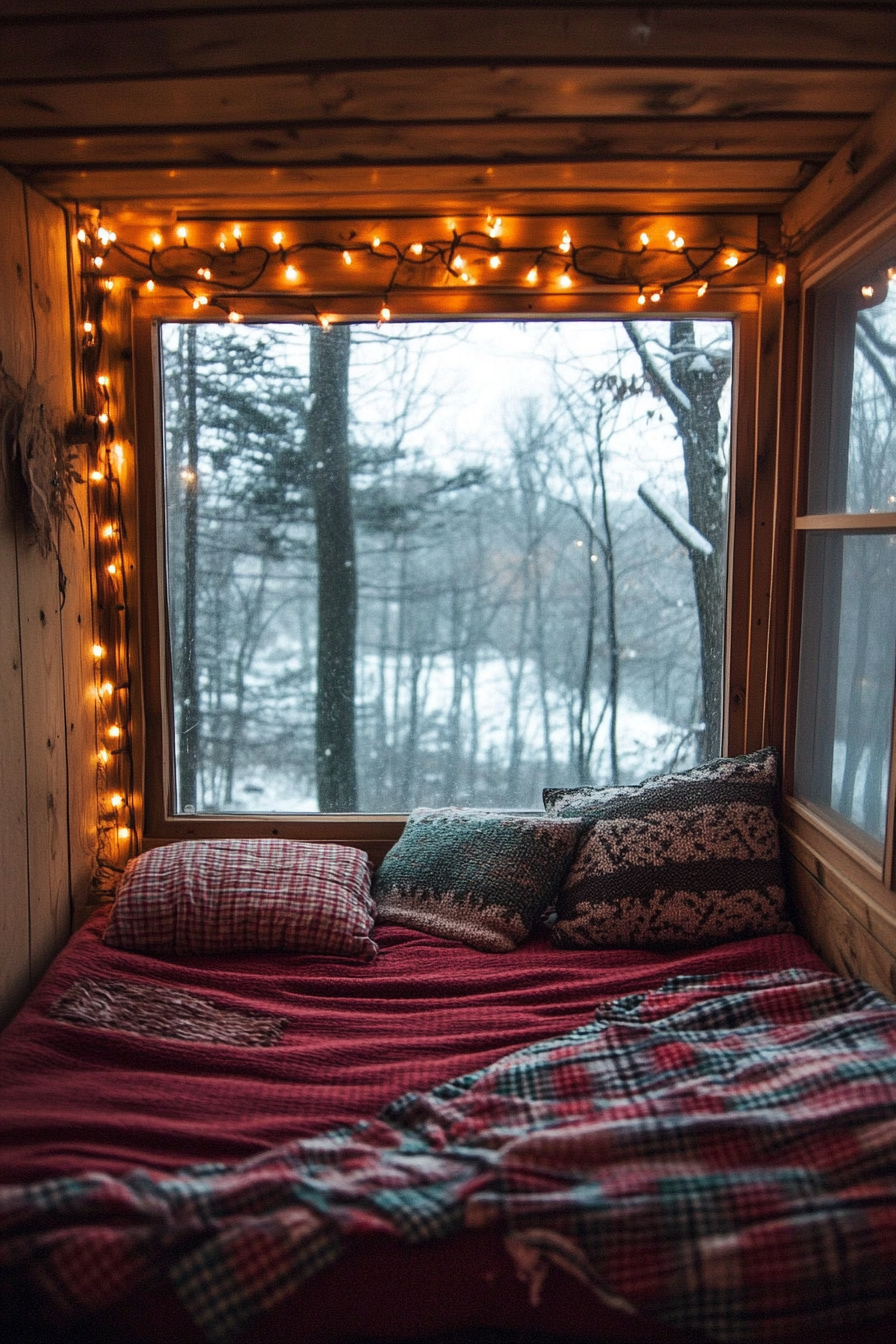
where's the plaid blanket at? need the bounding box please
[3,968,896,1343]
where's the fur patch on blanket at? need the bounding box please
[49,977,287,1047]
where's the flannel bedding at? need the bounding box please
[3,965,896,1343]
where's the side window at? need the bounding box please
[793,256,896,870]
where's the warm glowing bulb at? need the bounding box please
[117,826,131,841]
[319,315,331,331]
[775,267,785,286]
[228,310,243,323]
[103,279,115,292]
[674,236,685,249]
[102,523,115,539]
[106,563,117,576]
[559,231,571,253]
[667,230,677,242]
[559,272,572,288]
[651,290,662,303]
[97,375,109,387]
[697,281,708,297]
[98,748,110,764]
[372,236,381,248]
[101,681,114,696]
[637,293,646,306]
[219,234,228,250]
[379,304,391,322]
[92,643,105,658]
[272,231,284,246]
[460,272,471,283]
[197,267,211,279]
[285,265,299,282]
[725,253,739,268]
[98,412,109,425]
[488,216,503,238]
[526,266,538,285]
[862,285,874,298]
[342,250,352,265]
[110,792,124,808]
[145,279,155,292]
[83,321,93,334]
[489,255,501,269]
[90,469,103,482]
[453,255,465,269]
[93,256,104,268]
[108,725,121,739]
[639,232,650,247]
[176,226,188,240]
[77,228,87,243]
[232,226,242,240]
[410,243,423,256]
[98,228,110,245]
[151,232,163,247]
[112,442,124,468]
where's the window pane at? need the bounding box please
[160,320,731,814]
[807,267,896,515]
[794,532,896,859]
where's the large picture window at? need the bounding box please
[793,252,896,871]
[157,318,733,817]
[157,318,730,811]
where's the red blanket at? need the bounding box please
[1,911,827,1184]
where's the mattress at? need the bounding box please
[3,913,893,1344]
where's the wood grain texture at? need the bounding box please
[784,845,896,1001]
[0,168,91,1021]
[782,85,896,249]
[3,7,896,80]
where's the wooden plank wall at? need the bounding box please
[0,164,94,1027]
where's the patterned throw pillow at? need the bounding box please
[103,839,377,960]
[374,808,583,952]
[544,748,790,951]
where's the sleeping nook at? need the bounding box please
[2,4,896,1342]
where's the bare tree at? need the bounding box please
[623,320,730,757]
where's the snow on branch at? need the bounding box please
[622,322,692,414]
[638,482,713,557]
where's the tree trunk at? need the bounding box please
[624,320,728,758]
[307,324,357,811]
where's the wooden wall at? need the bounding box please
[0,164,95,1027]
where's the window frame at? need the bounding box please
[782,200,896,899]
[132,288,769,861]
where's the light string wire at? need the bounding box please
[81,216,781,322]
[76,214,137,883]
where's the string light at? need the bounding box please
[108,725,121,740]
[93,256,104,268]
[77,228,88,244]
[78,215,772,338]
[379,303,391,322]
[861,285,875,298]
[651,289,663,303]
[228,310,243,322]
[697,281,709,298]
[110,793,124,809]
[637,291,646,306]
[92,643,105,659]
[90,469,104,482]
[98,748,110,765]
[774,265,786,286]
[117,826,131,841]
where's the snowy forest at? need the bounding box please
[160,318,733,814]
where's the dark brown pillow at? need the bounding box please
[374,808,583,952]
[544,748,791,951]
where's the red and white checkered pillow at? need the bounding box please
[103,839,377,959]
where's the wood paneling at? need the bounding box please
[0,166,93,1025]
[4,7,896,80]
[784,831,896,1001]
[782,86,896,249]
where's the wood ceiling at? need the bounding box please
[2,2,896,231]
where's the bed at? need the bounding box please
[3,758,896,1343]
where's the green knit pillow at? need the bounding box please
[374,808,583,952]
